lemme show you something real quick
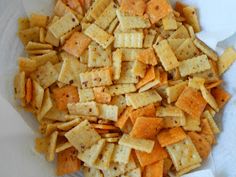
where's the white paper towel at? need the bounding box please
[0,0,236,177]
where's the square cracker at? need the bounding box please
[67,101,99,116]
[146,0,172,24]
[93,87,112,104]
[179,55,211,77]
[58,56,88,87]
[166,81,187,103]
[116,62,138,84]
[79,88,95,102]
[78,139,106,165]
[175,38,199,61]
[94,143,115,170]
[153,40,179,71]
[119,134,155,153]
[144,160,164,177]
[130,117,163,139]
[176,87,207,118]
[63,32,91,58]
[80,68,113,88]
[135,141,168,167]
[183,114,201,132]
[88,42,112,68]
[183,6,200,32]
[30,13,48,28]
[211,87,231,108]
[126,90,162,109]
[169,25,190,39]
[84,23,114,49]
[52,85,79,111]
[30,62,58,89]
[217,47,236,75]
[56,147,81,176]
[120,0,146,16]
[129,104,156,124]
[157,127,187,147]
[65,120,101,153]
[188,132,211,160]
[111,144,132,164]
[166,136,202,171]
[18,27,40,45]
[108,84,137,96]
[163,116,186,128]
[162,13,177,30]
[98,104,119,121]
[137,48,158,66]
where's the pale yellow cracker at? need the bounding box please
[179,55,211,77]
[169,25,190,39]
[116,62,139,84]
[37,89,53,121]
[58,55,88,87]
[188,77,205,90]
[175,38,199,61]
[46,131,58,162]
[217,47,236,75]
[163,116,186,128]
[183,114,201,132]
[166,81,187,103]
[132,60,147,78]
[25,41,52,50]
[79,88,95,102]
[138,79,160,93]
[98,104,119,121]
[31,80,44,111]
[183,6,200,32]
[120,48,142,61]
[118,134,155,153]
[166,136,202,171]
[57,118,81,131]
[54,0,73,17]
[167,38,185,51]
[107,17,119,34]
[88,42,112,67]
[84,23,114,49]
[30,62,59,88]
[193,38,218,61]
[153,39,179,71]
[14,71,26,99]
[162,13,177,30]
[49,13,79,38]
[111,144,131,164]
[202,110,220,134]
[18,57,37,73]
[67,101,99,116]
[176,163,201,177]
[95,2,117,30]
[126,90,162,109]
[116,9,150,30]
[112,49,122,80]
[78,139,106,165]
[83,167,103,177]
[114,32,144,48]
[94,143,115,170]
[30,51,59,67]
[200,85,219,112]
[18,27,40,45]
[80,68,113,88]
[55,142,72,153]
[65,120,101,153]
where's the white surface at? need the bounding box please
[0,0,236,177]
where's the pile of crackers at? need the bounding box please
[14,0,236,176]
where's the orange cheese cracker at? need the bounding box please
[211,87,231,108]
[120,0,146,16]
[157,127,187,147]
[144,160,164,177]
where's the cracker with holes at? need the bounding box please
[88,42,112,67]
[175,38,199,61]
[179,55,211,77]
[112,144,132,164]
[67,101,99,116]
[166,136,202,171]
[211,87,231,108]
[30,62,58,89]
[95,2,117,30]
[63,32,91,57]
[154,40,179,71]
[176,87,207,118]
[52,85,79,111]
[130,117,163,139]
[84,24,114,49]
[157,127,187,147]
[120,0,146,16]
[49,13,79,38]
[118,134,155,153]
[183,114,201,132]
[163,116,186,128]
[80,68,113,88]
[78,139,106,165]
[56,147,81,176]
[183,6,200,32]
[135,141,168,167]
[65,120,101,153]
[116,9,150,30]
[146,0,172,24]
